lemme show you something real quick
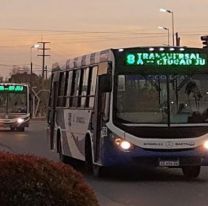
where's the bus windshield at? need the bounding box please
[116,74,208,125]
[0,92,27,114]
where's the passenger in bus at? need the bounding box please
[185,81,202,109]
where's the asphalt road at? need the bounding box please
[0,120,208,206]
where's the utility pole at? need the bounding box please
[45,65,48,79]
[37,41,50,79]
[176,32,181,46]
[30,61,33,86]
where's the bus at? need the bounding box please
[48,46,208,178]
[0,83,30,131]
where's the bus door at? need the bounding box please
[48,72,60,149]
[93,63,111,163]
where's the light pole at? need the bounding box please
[30,44,40,87]
[158,26,170,46]
[160,8,175,46]
[30,44,40,76]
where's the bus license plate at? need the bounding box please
[159,160,180,167]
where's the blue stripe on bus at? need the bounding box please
[101,138,208,167]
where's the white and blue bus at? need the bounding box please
[0,83,30,131]
[48,46,208,178]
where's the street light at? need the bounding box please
[160,8,175,46]
[30,44,40,76]
[30,44,40,85]
[158,26,170,46]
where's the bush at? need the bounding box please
[0,152,99,206]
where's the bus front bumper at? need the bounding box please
[0,117,30,128]
[101,141,208,168]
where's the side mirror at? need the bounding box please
[99,74,112,93]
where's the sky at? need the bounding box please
[0,0,208,77]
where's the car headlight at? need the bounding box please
[17,118,24,124]
[203,140,208,150]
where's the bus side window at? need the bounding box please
[72,70,81,107]
[63,71,69,107]
[57,72,65,107]
[66,71,73,108]
[81,67,89,107]
[86,67,93,107]
[89,66,98,108]
[69,70,76,107]
[77,69,84,107]
[47,73,54,124]
[48,73,54,108]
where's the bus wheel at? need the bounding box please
[85,137,103,177]
[92,164,103,177]
[10,127,15,131]
[182,166,201,179]
[17,127,25,132]
[57,137,68,163]
[85,138,93,174]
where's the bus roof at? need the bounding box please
[65,49,114,70]
[0,83,29,87]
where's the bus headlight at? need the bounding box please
[203,140,208,150]
[114,137,132,151]
[120,141,131,150]
[17,118,24,124]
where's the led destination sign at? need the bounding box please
[126,52,207,67]
[0,85,24,92]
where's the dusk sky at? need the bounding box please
[0,0,208,77]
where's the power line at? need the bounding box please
[0,27,163,34]
[0,63,30,67]
[0,26,207,34]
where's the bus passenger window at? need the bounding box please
[89,66,98,108]
[57,72,65,106]
[72,70,81,107]
[81,68,89,107]
[63,71,69,107]
[66,71,73,107]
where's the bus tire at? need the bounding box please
[17,127,25,132]
[57,133,68,163]
[182,166,201,179]
[92,164,103,177]
[10,127,15,131]
[85,137,103,177]
[85,137,93,174]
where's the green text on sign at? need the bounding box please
[0,85,24,92]
[126,52,207,66]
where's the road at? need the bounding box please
[0,120,208,206]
